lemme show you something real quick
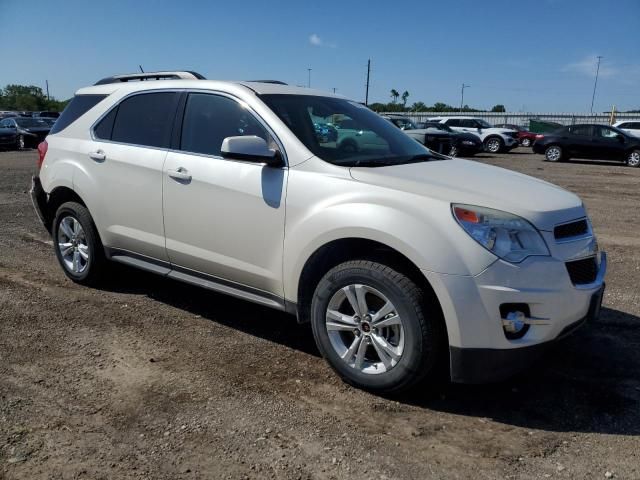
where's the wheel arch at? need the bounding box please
[294,237,446,333]
[41,186,87,233]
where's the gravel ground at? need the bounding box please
[1,148,639,480]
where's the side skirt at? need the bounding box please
[105,247,293,313]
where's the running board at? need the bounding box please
[106,248,286,311]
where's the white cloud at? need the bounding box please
[563,55,618,78]
[309,33,336,48]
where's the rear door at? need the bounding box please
[86,91,180,261]
[162,92,287,296]
[565,125,595,158]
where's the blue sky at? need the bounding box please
[1,0,638,111]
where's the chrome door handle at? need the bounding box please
[89,150,106,162]
[168,167,192,182]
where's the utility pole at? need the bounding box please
[460,83,470,112]
[139,65,145,73]
[333,87,336,93]
[590,55,602,114]
[365,59,371,106]
[45,80,50,101]
[307,68,312,88]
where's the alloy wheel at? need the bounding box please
[521,138,531,147]
[546,146,561,162]
[57,216,90,274]
[627,151,640,167]
[325,284,405,374]
[486,138,501,153]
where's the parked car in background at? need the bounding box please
[0,117,51,149]
[422,121,484,157]
[313,122,338,143]
[383,116,453,155]
[613,120,640,138]
[494,123,538,147]
[0,111,18,119]
[0,121,18,149]
[33,111,61,119]
[532,124,640,167]
[429,116,519,153]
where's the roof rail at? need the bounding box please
[94,71,206,86]
[246,80,288,85]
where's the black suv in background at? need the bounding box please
[532,124,640,167]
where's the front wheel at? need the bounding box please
[626,149,640,167]
[310,260,445,394]
[545,145,563,162]
[448,145,459,157]
[16,135,25,150]
[521,137,532,147]
[53,202,106,286]
[484,136,504,153]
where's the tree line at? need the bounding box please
[367,88,507,113]
[0,85,69,112]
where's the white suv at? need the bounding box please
[429,116,519,153]
[613,120,640,138]
[31,71,606,393]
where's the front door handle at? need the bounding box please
[89,150,106,162]
[168,167,192,182]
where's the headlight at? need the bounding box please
[461,140,475,145]
[452,204,549,263]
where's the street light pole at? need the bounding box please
[460,83,470,112]
[590,56,602,114]
[307,68,312,88]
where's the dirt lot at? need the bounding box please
[1,148,639,479]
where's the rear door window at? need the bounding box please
[109,92,180,148]
[49,94,107,134]
[445,119,461,127]
[568,125,593,137]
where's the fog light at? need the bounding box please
[503,311,526,334]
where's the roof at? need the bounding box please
[75,79,343,99]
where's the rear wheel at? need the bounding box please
[484,136,504,153]
[53,202,106,286]
[448,145,458,157]
[16,135,25,150]
[310,260,445,394]
[521,137,532,147]
[626,149,640,167]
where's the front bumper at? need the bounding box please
[422,251,607,383]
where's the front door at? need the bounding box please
[162,92,287,296]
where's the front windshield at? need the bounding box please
[260,94,441,167]
[477,119,493,128]
[15,118,48,128]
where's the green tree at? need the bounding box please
[0,84,69,112]
[390,89,399,104]
[401,91,409,107]
[410,101,427,112]
[491,104,506,112]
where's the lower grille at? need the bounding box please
[566,257,598,285]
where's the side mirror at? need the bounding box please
[616,134,625,143]
[221,136,283,167]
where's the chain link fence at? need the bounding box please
[382,112,640,128]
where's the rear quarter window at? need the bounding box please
[49,95,107,134]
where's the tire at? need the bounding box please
[521,138,532,147]
[544,145,563,162]
[626,149,640,167]
[339,139,358,153]
[52,201,106,286]
[484,136,504,153]
[448,145,458,157]
[310,260,445,394]
[16,135,25,150]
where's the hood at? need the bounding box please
[349,159,584,231]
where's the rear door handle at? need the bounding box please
[89,150,106,162]
[168,167,192,182]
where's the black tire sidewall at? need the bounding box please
[626,149,640,167]
[310,262,438,392]
[52,202,102,284]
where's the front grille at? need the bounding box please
[566,257,598,285]
[554,219,589,240]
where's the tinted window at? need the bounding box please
[94,107,118,140]
[50,95,107,134]
[445,119,461,127]
[569,125,593,136]
[596,126,619,139]
[111,92,179,148]
[180,93,271,157]
[460,119,476,128]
